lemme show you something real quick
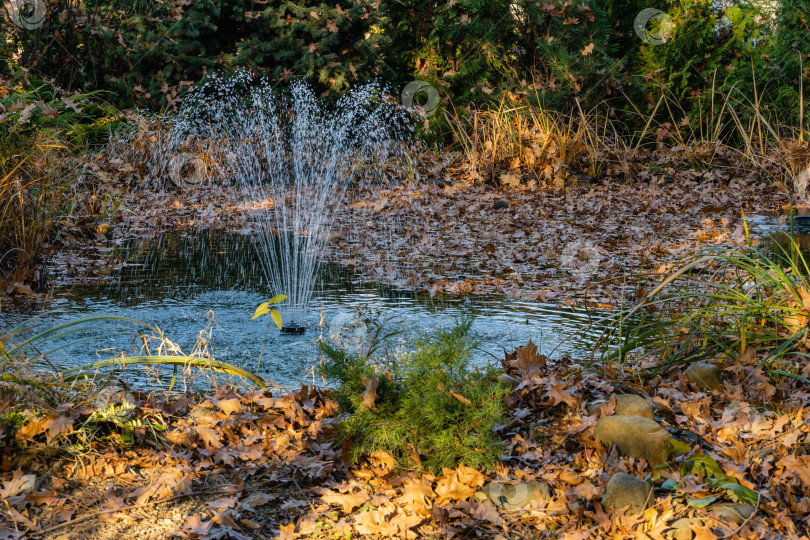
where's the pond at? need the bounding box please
[3,231,609,388]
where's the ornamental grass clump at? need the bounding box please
[320,318,507,473]
[601,237,810,383]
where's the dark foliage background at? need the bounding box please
[1,0,807,125]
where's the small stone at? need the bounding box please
[497,373,520,389]
[493,199,509,210]
[666,518,703,540]
[711,503,756,524]
[613,394,655,420]
[473,481,551,510]
[601,473,653,514]
[685,362,723,391]
[594,415,671,466]
[569,173,595,185]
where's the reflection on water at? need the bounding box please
[2,231,608,387]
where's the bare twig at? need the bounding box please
[716,491,761,539]
[30,488,226,537]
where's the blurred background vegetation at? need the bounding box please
[1,0,806,124]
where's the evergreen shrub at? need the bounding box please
[320,317,507,473]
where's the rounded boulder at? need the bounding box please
[594,415,671,466]
[601,473,653,514]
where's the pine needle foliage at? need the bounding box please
[320,317,507,473]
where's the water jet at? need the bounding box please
[163,72,409,328]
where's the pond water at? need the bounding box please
[749,214,810,256]
[2,231,607,388]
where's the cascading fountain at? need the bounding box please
[159,72,409,332]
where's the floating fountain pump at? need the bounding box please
[280,325,306,335]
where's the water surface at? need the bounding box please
[2,231,608,387]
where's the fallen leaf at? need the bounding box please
[0,470,36,498]
[362,376,379,409]
[321,488,370,513]
[184,514,212,535]
[44,416,74,439]
[215,398,242,415]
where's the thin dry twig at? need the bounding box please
[30,488,226,537]
[716,491,761,539]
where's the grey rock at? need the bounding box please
[473,481,551,510]
[601,473,653,514]
[685,362,723,391]
[613,394,655,420]
[594,415,671,466]
[586,394,654,420]
[711,503,756,524]
[497,373,521,389]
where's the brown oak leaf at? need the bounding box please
[505,340,546,378]
[215,398,242,415]
[321,488,370,513]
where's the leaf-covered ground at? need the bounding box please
[2,344,809,539]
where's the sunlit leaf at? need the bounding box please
[270,309,283,330]
[252,302,270,320]
[715,480,758,505]
[667,439,691,457]
[252,295,288,320]
[688,496,718,508]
